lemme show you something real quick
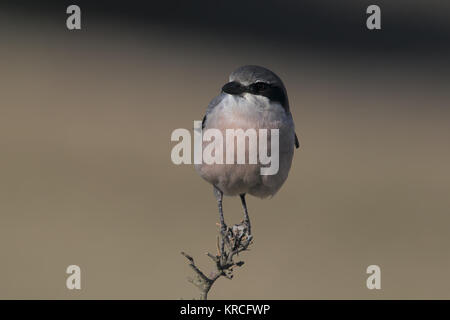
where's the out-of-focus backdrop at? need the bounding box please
[0,1,449,299]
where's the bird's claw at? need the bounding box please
[216,219,252,255]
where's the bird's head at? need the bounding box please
[221,65,289,112]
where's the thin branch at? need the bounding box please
[181,221,253,300]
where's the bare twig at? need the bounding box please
[181,221,253,300]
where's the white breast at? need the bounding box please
[207,93,289,131]
[196,93,296,198]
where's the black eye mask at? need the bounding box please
[222,81,287,107]
[221,81,246,95]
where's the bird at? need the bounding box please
[195,65,299,240]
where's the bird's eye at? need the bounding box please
[251,82,269,92]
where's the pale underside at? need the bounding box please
[195,93,295,198]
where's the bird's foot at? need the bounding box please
[228,221,252,251]
[216,221,252,256]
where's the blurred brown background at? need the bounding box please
[0,1,449,299]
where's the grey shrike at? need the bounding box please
[195,65,299,237]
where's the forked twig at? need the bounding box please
[181,222,253,300]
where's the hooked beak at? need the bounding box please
[222,81,246,95]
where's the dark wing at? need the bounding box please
[202,93,225,129]
[201,114,207,129]
[295,133,300,149]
